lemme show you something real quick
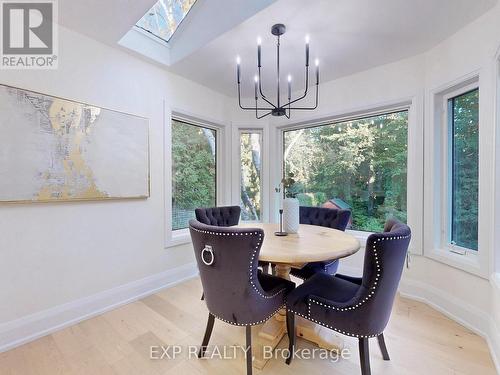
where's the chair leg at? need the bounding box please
[245,326,253,375]
[377,333,390,360]
[358,337,371,375]
[198,314,215,358]
[285,310,295,365]
[200,292,204,300]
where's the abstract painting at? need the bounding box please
[0,84,149,202]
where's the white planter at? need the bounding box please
[283,198,300,233]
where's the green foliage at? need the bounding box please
[284,111,409,232]
[297,192,327,207]
[172,120,216,229]
[296,193,313,206]
[276,172,298,198]
[240,133,261,221]
[450,89,479,250]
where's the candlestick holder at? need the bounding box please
[274,209,288,236]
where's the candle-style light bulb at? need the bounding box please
[287,74,292,100]
[254,75,258,99]
[315,59,319,85]
[236,56,241,84]
[257,37,262,68]
[305,35,310,67]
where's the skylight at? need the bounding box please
[135,0,197,42]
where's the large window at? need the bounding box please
[240,132,262,221]
[448,88,479,251]
[284,111,408,232]
[172,119,216,230]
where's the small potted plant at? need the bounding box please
[275,172,300,233]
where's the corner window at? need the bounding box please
[447,88,479,251]
[240,131,262,221]
[172,119,216,230]
[283,110,408,232]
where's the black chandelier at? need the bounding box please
[236,23,319,119]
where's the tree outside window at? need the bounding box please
[284,111,408,232]
[172,119,216,230]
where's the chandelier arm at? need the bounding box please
[256,110,273,119]
[282,66,310,107]
[238,83,274,110]
[260,92,277,108]
[258,68,277,108]
[288,84,319,110]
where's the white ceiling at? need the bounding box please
[168,0,497,97]
[59,0,497,98]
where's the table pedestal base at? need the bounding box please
[252,318,286,369]
[252,264,342,369]
[296,316,343,351]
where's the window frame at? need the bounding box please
[165,110,226,247]
[441,84,479,256]
[231,124,269,223]
[426,72,489,278]
[238,129,264,223]
[495,52,500,278]
[273,98,422,253]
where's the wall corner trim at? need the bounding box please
[0,263,199,353]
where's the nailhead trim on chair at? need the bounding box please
[210,304,285,326]
[291,233,411,338]
[309,234,410,312]
[288,309,380,338]
[192,227,288,299]
[249,232,287,299]
[191,226,288,324]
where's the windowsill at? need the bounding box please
[165,229,191,248]
[347,229,371,247]
[425,247,487,279]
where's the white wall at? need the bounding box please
[0,25,230,330]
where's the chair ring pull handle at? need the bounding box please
[201,245,215,266]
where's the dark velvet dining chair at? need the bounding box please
[189,219,295,375]
[195,205,241,227]
[195,205,272,280]
[285,219,411,375]
[195,205,241,300]
[289,206,351,280]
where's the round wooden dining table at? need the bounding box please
[237,223,361,369]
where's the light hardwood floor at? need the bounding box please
[0,277,496,375]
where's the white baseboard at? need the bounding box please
[400,276,500,374]
[487,318,500,374]
[399,277,490,336]
[0,263,199,353]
